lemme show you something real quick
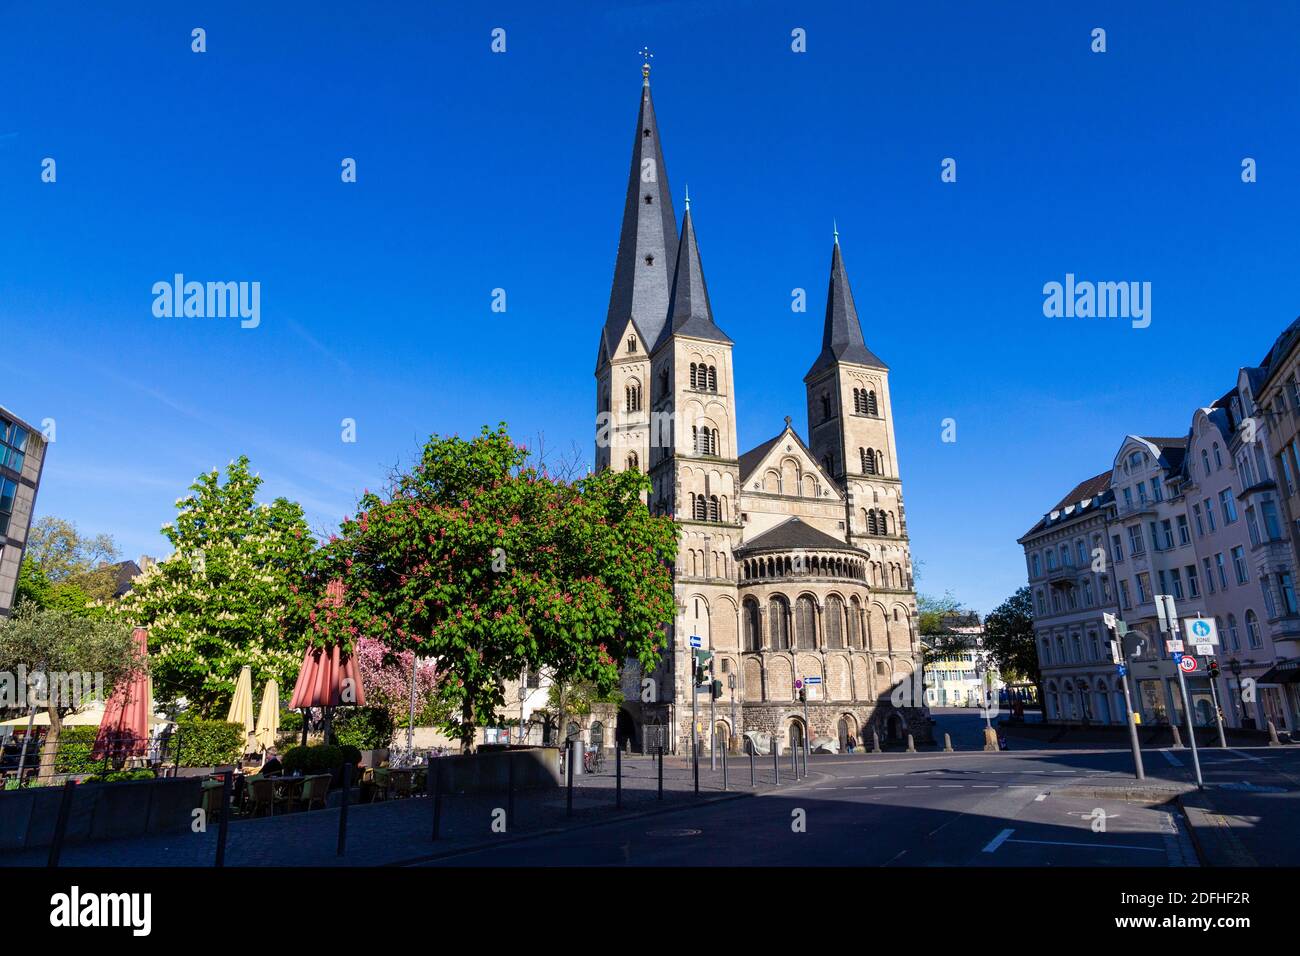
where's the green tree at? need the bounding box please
[311,424,678,752]
[23,516,121,605]
[982,586,1038,685]
[0,604,141,781]
[918,592,977,667]
[16,557,101,616]
[116,457,316,714]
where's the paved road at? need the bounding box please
[417,747,1204,867]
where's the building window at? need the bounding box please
[1192,503,1205,537]
[1136,572,1151,604]
[1227,613,1241,650]
[1246,609,1262,648]
[626,452,639,471]
[1232,545,1249,585]
[1219,489,1238,525]
[1202,557,1216,594]
[768,596,791,649]
[627,336,637,353]
[867,390,878,415]
[0,419,28,474]
[1111,534,1124,564]
[1204,498,1217,532]
[1215,553,1229,589]
[1176,514,1190,546]
[708,495,720,522]
[743,600,762,651]
[0,477,15,536]
[1187,564,1201,598]
[1127,525,1145,557]
[861,447,876,475]
[625,382,642,412]
[820,393,832,422]
[795,596,817,649]
[1032,553,1042,577]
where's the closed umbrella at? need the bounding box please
[93,627,152,760]
[227,665,255,750]
[253,678,280,753]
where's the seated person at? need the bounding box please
[259,749,284,776]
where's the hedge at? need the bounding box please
[175,719,245,767]
[332,707,394,750]
[282,744,344,776]
[54,726,102,774]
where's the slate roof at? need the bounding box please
[1019,470,1114,540]
[738,432,784,482]
[806,239,887,377]
[656,204,732,350]
[735,516,852,554]
[600,77,679,365]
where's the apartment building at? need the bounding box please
[0,406,47,617]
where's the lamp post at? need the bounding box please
[976,660,998,751]
[728,672,737,755]
[517,669,530,746]
[1228,658,1250,728]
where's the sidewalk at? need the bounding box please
[0,751,811,867]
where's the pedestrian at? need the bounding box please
[845,734,856,754]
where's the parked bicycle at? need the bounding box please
[582,748,605,774]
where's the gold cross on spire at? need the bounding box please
[639,46,654,80]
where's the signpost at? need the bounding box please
[1103,612,1145,780]
[1157,596,1204,790]
[1185,615,1227,747]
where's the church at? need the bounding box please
[594,64,926,755]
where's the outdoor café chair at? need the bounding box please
[199,781,225,821]
[371,767,391,801]
[297,774,330,811]
[389,770,414,799]
[246,776,274,817]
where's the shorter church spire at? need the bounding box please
[806,236,887,375]
[658,200,732,350]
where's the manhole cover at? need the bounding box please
[646,827,702,837]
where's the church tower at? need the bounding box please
[804,234,918,653]
[594,63,678,476]
[648,196,742,744]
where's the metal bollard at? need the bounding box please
[944,733,954,752]
[47,780,76,868]
[773,745,779,784]
[430,757,443,840]
[722,743,728,792]
[657,746,664,800]
[790,743,798,779]
[749,748,755,787]
[615,745,622,809]
[336,761,352,856]
[693,742,700,794]
[507,756,515,829]
[566,745,575,817]
[214,770,233,867]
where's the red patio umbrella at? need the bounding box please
[289,643,366,709]
[93,627,151,760]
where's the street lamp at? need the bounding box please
[517,669,530,746]
[976,660,998,751]
[1228,658,1251,729]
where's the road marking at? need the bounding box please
[938,785,963,789]
[972,785,998,788]
[872,786,897,789]
[982,828,1015,853]
[845,786,870,790]
[1034,793,1049,801]
[1006,837,1163,853]
[905,785,931,789]
[1160,750,1184,767]
[1229,749,1266,764]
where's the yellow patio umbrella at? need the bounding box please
[227,666,255,749]
[253,678,280,752]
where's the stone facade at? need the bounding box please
[0,406,46,618]
[593,69,924,755]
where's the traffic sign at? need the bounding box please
[1180,656,1199,674]
[1171,651,1183,663]
[1184,617,1218,645]
[805,676,822,684]
[1155,595,1178,633]
[1166,639,1184,653]
[1194,644,1214,655]
[1116,664,1128,677]
[689,635,702,649]
[794,678,803,690]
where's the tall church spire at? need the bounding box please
[806,237,886,376]
[601,70,679,363]
[659,201,731,349]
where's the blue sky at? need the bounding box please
[3,1,1300,614]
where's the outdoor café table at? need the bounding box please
[271,776,307,801]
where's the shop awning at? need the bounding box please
[1256,659,1300,684]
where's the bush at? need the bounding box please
[332,707,394,750]
[282,744,344,776]
[280,709,303,733]
[82,769,155,784]
[174,718,245,768]
[340,745,362,768]
[54,726,102,774]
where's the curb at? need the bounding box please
[1056,785,1192,804]
[1176,791,1258,867]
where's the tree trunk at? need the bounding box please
[38,702,62,783]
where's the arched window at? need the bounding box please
[689,363,698,389]
[708,365,717,391]
[625,382,641,412]
[795,596,817,648]
[821,393,831,421]
[692,494,707,521]
[659,367,669,394]
[849,597,863,647]
[852,388,865,414]
[627,336,637,353]
[1227,614,1241,650]
[867,511,878,535]
[768,596,791,649]
[875,450,884,474]
[825,596,845,648]
[708,495,720,522]
[863,448,876,475]
[626,452,639,471]
[692,426,699,453]
[867,390,878,415]
[743,600,762,651]
[1247,609,1262,648]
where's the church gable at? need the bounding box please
[738,425,842,503]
